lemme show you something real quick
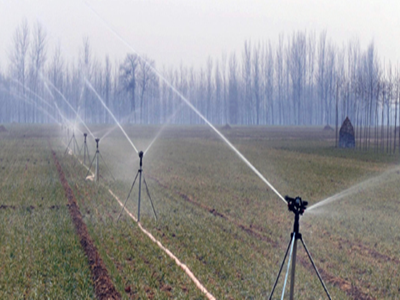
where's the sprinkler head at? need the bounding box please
[95,138,100,149]
[285,195,308,215]
[84,133,87,137]
[138,151,143,167]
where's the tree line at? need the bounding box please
[1,20,400,152]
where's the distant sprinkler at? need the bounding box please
[81,133,91,165]
[269,195,331,300]
[118,150,157,222]
[64,129,80,156]
[85,137,114,182]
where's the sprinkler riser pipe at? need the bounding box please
[289,238,298,300]
[95,150,99,182]
[138,169,142,222]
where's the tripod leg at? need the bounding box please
[74,137,81,155]
[143,173,157,220]
[99,152,115,180]
[300,238,332,300]
[85,153,97,179]
[64,137,73,155]
[117,171,139,221]
[86,145,91,163]
[268,236,293,300]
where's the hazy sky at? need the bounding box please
[1,0,399,69]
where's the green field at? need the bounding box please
[1,124,399,299]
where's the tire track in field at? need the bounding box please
[150,174,376,300]
[50,146,121,300]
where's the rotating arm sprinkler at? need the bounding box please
[95,138,100,182]
[139,150,143,168]
[84,137,114,182]
[269,195,331,300]
[82,133,91,165]
[117,150,157,222]
[286,195,308,235]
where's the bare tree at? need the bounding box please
[120,53,138,121]
[104,55,112,123]
[205,57,214,122]
[264,41,274,124]
[49,43,64,123]
[29,22,47,122]
[137,56,156,123]
[242,41,252,124]
[252,42,261,125]
[9,19,30,122]
[228,53,239,124]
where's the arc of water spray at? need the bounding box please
[307,166,400,212]
[144,101,185,156]
[97,101,144,141]
[53,102,83,135]
[82,2,286,204]
[2,81,63,124]
[1,87,61,125]
[41,74,95,139]
[85,78,139,154]
[42,81,79,130]
[11,79,53,110]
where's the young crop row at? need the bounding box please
[0,127,95,299]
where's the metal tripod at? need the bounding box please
[117,151,157,222]
[64,130,80,156]
[269,196,331,300]
[85,138,114,182]
[80,133,91,165]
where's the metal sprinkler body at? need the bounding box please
[269,196,331,300]
[286,196,307,300]
[83,133,88,164]
[117,150,157,223]
[137,151,144,222]
[84,137,113,182]
[95,138,100,182]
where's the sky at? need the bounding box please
[1,0,399,70]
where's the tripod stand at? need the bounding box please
[85,138,114,182]
[269,196,331,300]
[64,130,80,156]
[118,151,157,222]
[80,133,91,165]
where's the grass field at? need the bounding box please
[1,124,399,299]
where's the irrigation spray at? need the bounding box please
[82,3,286,204]
[85,79,139,154]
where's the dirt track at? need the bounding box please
[50,146,121,300]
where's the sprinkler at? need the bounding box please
[85,137,114,182]
[81,133,91,165]
[64,129,80,156]
[118,150,157,222]
[269,195,331,300]
[95,138,100,181]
